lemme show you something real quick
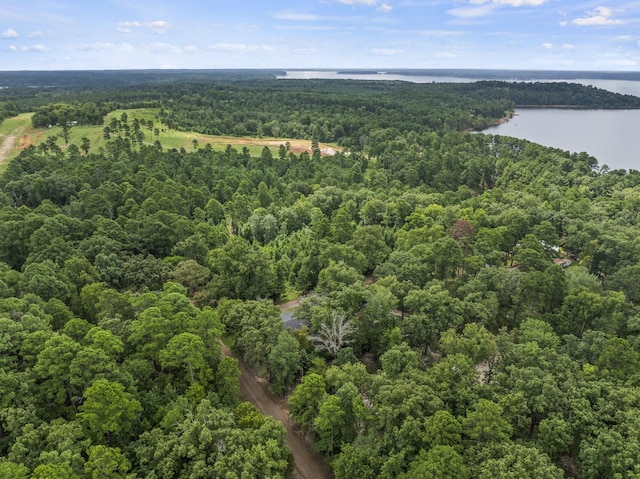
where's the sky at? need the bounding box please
[1,0,640,71]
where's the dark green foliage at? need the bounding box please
[1,71,640,478]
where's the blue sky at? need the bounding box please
[1,0,639,71]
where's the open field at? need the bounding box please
[0,108,340,171]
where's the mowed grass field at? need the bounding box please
[0,108,340,173]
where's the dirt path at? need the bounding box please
[0,134,16,166]
[220,343,333,479]
[279,298,302,311]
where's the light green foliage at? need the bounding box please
[475,444,563,479]
[33,334,81,406]
[223,300,283,372]
[31,462,80,479]
[135,399,290,478]
[333,440,384,479]
[439,322,497,364]
[0,462,29,479]
[215,357,241,406]
[423,410,463,449]
[159,332,209,386]
[402,446,468,479]
[403,281,465,352]
[84,445,131,479]
[206,235,283,300]
[289,373,327,429]
[78,379,141,443]
[316,261,363,294]
[379,343,419,378]
[267,331,302,396]
[463,399,513,443]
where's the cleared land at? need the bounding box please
[0,113,34,172]
[0,109,340,168]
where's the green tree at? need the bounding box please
[159,332,209,386]
[316,261,363,294]
[78,379,141,444]
[206,236,282,300]
[31,462,79,479]
[423,410,463,449]
[33,334,81,407]
[84,445,131,479]
[289,373,327,429]
[476,444,563,479]
[464,399,513,443]
[0,462,29,479]
[267,331,302,396]
[402,446,468,479]
[80,137,91,155]
[215,356,241,406]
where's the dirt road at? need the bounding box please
[0,135,16,166]
[220,343,333,479]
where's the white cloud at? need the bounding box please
[542,42,553,49]
[378,3,393,12]
[275,25,338,31]
[21,44,50,52]
[435,51,458,58]
[572,7,624,26]
[493,0,548,6]
[371,48,403,55]
[7,45,17,52]
[335,0,377,5]
[183,45,198,53]
[146,42,181,54]
[448,0,550,18]
[274,12,322,21]
[448,4,495,18]
[76,42,134,52]
[206,43,274,54]
[610,59,636,66]
[116,20,172,34]
[28,30,44,38]
[419,29,464,36]
[294,48,316,54]
[147,20,171,33]
[612,35,634,42]
[1,28,18,38]
[562,43,575,49]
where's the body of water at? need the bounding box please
[485,109,640,171]
[279,71,640,170]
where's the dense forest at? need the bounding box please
[1,72,640,478]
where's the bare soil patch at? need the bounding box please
[0,135,17,166]
[201,136,339,156]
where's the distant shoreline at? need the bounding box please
[332,69,640,82]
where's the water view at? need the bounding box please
[279,71,640,171]
[485,109,640,171]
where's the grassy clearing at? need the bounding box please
[0,113,34,174]
[0,108,341,169]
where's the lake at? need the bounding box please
[484,109,640,171]
[279,71,640,171]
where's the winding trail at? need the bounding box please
[220,343,333,479]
